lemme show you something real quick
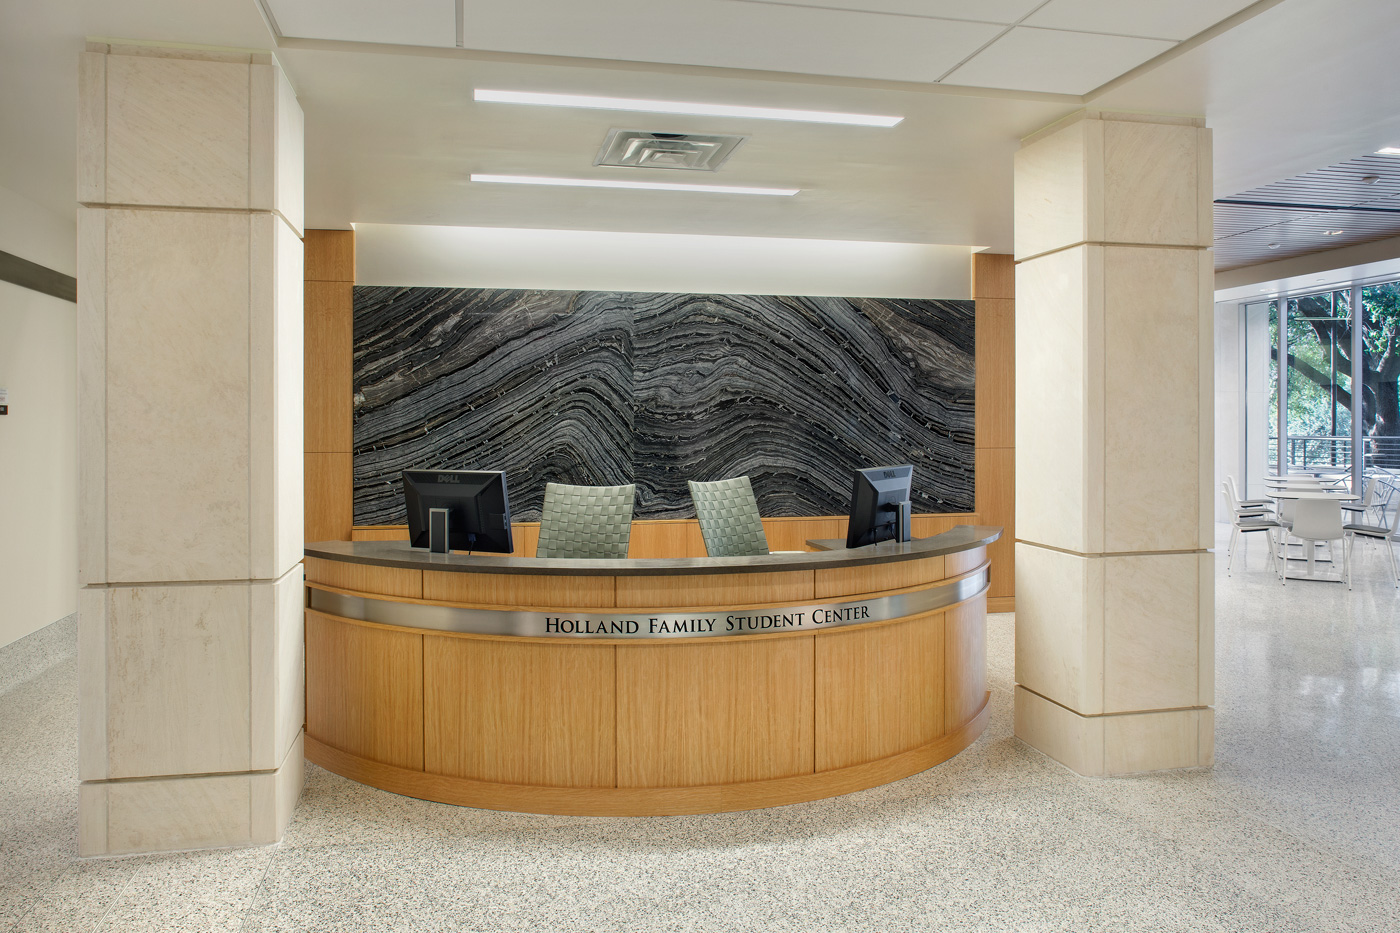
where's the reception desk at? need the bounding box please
[302,525,1000,815]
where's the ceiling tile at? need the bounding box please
[461,0,1003,84]
[940,26,1174,95]
[734,0,1044,25]
[1024,0,1257,41]
[267,0,457,47]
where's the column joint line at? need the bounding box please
[1015,540,1209,559]
[1017,684,1213,718]
[1016,241,1211,264]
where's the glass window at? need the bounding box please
[1360,282,1400,468]
[1243,276,1400,484]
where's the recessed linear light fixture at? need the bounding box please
[470,173,799,196]
[473,89,903,127]
[1377,147,1400,155]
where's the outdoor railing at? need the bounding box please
[1267,435,1352,471]
[1268,435,1400,472]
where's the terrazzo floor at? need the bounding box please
[3,525,1399,931]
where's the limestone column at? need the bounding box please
[77,43,305,854]
[1012,110,1214,775]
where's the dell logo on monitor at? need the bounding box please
[437,474,461,483]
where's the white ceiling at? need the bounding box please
[940,27,1173,95]
[281,46,1064,244]
[262,0,1258,93]
[3,0,1400,265]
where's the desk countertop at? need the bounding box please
[305,525,1001,577]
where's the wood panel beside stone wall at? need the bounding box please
[974,253,1015,612]
[304,230,354,542]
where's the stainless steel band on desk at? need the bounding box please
[308,567,989,640]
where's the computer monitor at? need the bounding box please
[845,464,914,548]
[402,470,514,554]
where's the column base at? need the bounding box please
[79,731,304,856]
[1014,686,1213,776]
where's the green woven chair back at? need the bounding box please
[536,482,636,559]
[688,476,770,558]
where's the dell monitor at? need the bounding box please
[845,464,914,548]
[403,470,514,554]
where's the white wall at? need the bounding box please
[1213,301,1244,522]
[0,183,77,650]
[354,224,974,299]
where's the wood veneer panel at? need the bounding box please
[423,636,615,787]
[814,555,947,599]
[617,637,814,787]
[762,518,845,552]
[306,698,987,815]
[972,252,1014,299]
[944,594,988,731]
[615,570,813,608]
[975,447,1015,599]
[347,523,538,553]
[305,452,353,543]
[305,280,353,454]
[627,520,693,559]
[815,612,945,771]
[422,571,615,608]
[303,229,355,282]
[351,525,409,541]
[987,596,1015,613]
[946,546,986,577]
[305,611,423,770]
[304,555,422,598]
[910,513,978,538]
[975,297,1015,450]
[511,523,540,557]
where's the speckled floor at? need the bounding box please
[3,526,1399,932]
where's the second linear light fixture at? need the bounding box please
[471,88,904,197]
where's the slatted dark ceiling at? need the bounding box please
[1213,153,1400,271]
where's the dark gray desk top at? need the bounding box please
[305,525,1001,577]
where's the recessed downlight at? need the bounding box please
[470,174,799,196]
[1377,147,1400,155]
[473,89,903,127]
[1322,229,1345,236]
[1267,243,1281,249]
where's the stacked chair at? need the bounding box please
[1221,482,1280,577]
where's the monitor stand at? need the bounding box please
[428,508,450,553]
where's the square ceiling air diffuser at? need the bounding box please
[594,130,746,171]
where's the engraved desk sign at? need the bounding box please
[308,567,988,641]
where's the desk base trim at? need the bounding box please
[305,693,990,817]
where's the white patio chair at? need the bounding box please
[1286,497,1350,587]
[1223,478,1272,521]
[1227,475,1273,511]
[1340,475,1381,523]
[1222,486,1280,577]
[1345,493,1400,588]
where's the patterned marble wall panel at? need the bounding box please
[354,288,634,525]
[353,288,973,523]
[631,293,974,517]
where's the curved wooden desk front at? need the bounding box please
[302,526,1000,816]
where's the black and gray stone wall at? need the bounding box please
[353,287,974,523]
